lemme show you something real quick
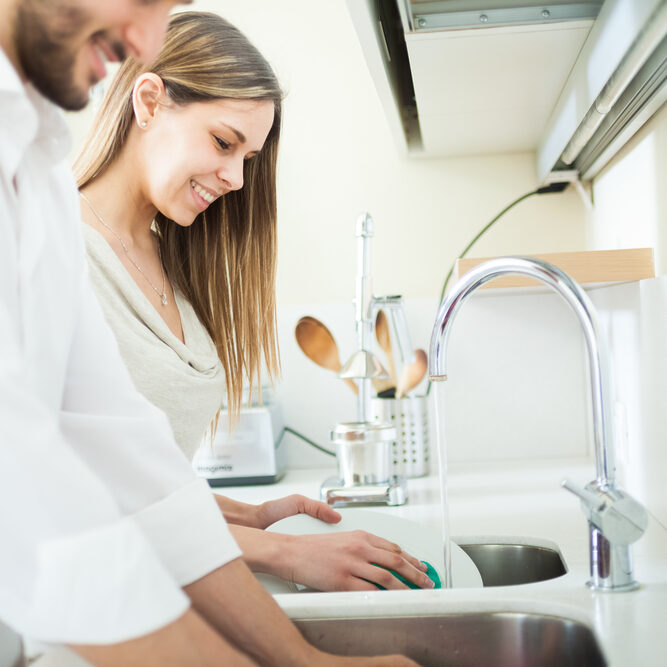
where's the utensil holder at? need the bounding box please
[370,395,429,478]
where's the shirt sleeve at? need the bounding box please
[0,260,239,646]
[0,292,190,643]
[59,272,241,587]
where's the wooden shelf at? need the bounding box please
[454,248,655,290]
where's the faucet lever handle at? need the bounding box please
[561,478,604,511]
[561,478,648,545]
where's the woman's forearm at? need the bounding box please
[229,523,294,578]
[213,492,263,527]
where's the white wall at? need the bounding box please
[589,277,667,527]
[193,0,587,305]
[66,0,588,308]
[587,105,667,275]
[76,1,667,475]
[275,292,592,472]
[582,107,667,526]
[176,0,591,469]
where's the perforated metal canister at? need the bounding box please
[370,395,429,478]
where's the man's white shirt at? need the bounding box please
[0,47,240,644]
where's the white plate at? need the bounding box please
[255,508,482,593]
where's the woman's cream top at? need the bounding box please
[82,224,225,461]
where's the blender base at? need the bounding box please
[320,476,407,507]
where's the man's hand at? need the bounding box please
[319,657,419,666]
[185,557,422,667]
[70,608,257,667]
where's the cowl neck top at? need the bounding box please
[82,223,224,460]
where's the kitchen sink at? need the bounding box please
[259,538,568,593]
[295,611,606,666]
[0,620,22,667]
[457,541,567,586]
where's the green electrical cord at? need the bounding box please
[426,183,570,395]
[437,189,541,303]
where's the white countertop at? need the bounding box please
[218,458,667,666]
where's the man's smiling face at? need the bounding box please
[13,0,185,110]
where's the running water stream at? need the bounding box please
[431,379,453,587]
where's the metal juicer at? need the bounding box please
[321,213,415,507]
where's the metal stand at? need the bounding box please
[320,475,407,507]
[322,213,415,511]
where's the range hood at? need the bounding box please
[347,0,666,180]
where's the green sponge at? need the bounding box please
[371,560,442,590]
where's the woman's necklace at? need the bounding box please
[79,191,168,306]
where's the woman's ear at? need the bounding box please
[132,73,166,130]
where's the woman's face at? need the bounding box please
[140,97,275,225]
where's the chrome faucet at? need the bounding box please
[429,256,648,592]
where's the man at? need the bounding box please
[0,1,417,665]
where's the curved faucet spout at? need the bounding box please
[428,256,615,486]
[428,256,648,592]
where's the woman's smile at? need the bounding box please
[190,179,219,209]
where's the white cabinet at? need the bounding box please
[346,0,666,181]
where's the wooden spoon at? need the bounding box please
[375,310,397,385]
[396,349,428,398]
[295,316,358,394]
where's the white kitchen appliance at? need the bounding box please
[193,393,286,487]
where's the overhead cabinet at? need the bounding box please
[347,0,667,180]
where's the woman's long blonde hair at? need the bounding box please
[74,11,282,420]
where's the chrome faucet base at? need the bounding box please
[562,478,648,591]
[588,527,641,592]
[320,475,407,507]
[587,579,640,593]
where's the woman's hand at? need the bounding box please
[277,530,435,592]
[255,494,341,529]
[230,525,435,592]
[214,493,341,529]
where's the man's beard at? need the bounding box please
[14,0,123,111]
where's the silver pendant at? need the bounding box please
[161,294,168,306]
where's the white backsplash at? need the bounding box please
[273,278,667,527]
[274,289,591,469]
[588,277,667,528]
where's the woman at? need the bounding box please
[74,11,433,593]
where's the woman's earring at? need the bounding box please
[140,121,147,128]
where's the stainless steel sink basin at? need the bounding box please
[295,611,606,666]
[0,620,22,667]
[457,542,567,586]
